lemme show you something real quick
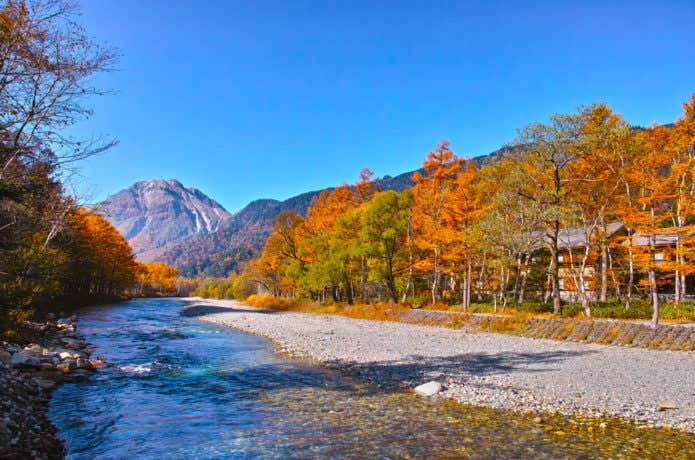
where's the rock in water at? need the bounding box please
[10,351,41,368]
[414,381,443,396]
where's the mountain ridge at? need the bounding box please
[101,151,498,276]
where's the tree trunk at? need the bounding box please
[599,240,608,302]
[675,268,681,305]
[401,255,413,304]
[550,222,562,315]
[625,242,635,311]
[517,253,530,303]
[344,276,354,305]
[608,247,620,298]
[512,256,521,301]
[465,260,473,310]
[649,268,659,327]
[430,248,440,305]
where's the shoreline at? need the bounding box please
[182,297,695,434]
[0,316,103,459]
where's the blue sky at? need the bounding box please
[73,0,695,212]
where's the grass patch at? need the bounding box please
[244,293,408,322]
[239,294,694,351]
[424,298,695,323]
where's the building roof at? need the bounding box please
[556,222,625,249]
[622,233,682,247]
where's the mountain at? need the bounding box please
[155,170,424,276]
[103,151,499,276]
[100,179,232,261]
[154,152,498,277]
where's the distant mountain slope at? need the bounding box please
[99,179,232,261]
[157,174,418,276]
[157,152,495,277]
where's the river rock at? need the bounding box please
[10,351,41,368]
[61,338,84,350]
[59,351,79,360]
[56,318,73,328]
[76,358,94,370]
[33,377,57,390]
[56,363,72,374]
[0,350,11,364]
[24,343,45,354]
[39,362,56,371]
[414,381,443,396]
[658,402,678,411]
[90,358,106,369]
[65,369,91,382]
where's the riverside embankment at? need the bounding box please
[184,298,695,434]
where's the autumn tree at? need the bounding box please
[560,104,632,315]
[621,125,674,326]
[0,0,117,181]
[0,1,120,330]
[358,190,413,304]
[476,159,545,306]
[247,211,303,296]
[666,94,695,304]
[292,169,378,301]
[442,161,483,310]
[411,141,463,304]
[509,111,584,314]
[136,262,180,296]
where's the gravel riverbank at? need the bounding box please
[183,298,695,433]
[0,316,103,459]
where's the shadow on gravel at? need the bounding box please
[337,350,598,383]
[182,305,280,317]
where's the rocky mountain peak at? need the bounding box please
[99,179,232,261]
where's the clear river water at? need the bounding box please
[48,298,694,459]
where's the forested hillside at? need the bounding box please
[233,97,695,326]
[123,154,493,277]
[0,0,180,339]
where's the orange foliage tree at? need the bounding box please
[411,141,464,304]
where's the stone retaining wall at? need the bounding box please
[396,310,695,352]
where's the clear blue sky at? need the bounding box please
[73,0,695,212]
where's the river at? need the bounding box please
[48,298,693,459]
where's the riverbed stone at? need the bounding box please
[414,381,443,396]
[59,351,79,360]
[11,351,41,368]
[56,363,72,374]
[33,378,57,390]
[658,402,678,411]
